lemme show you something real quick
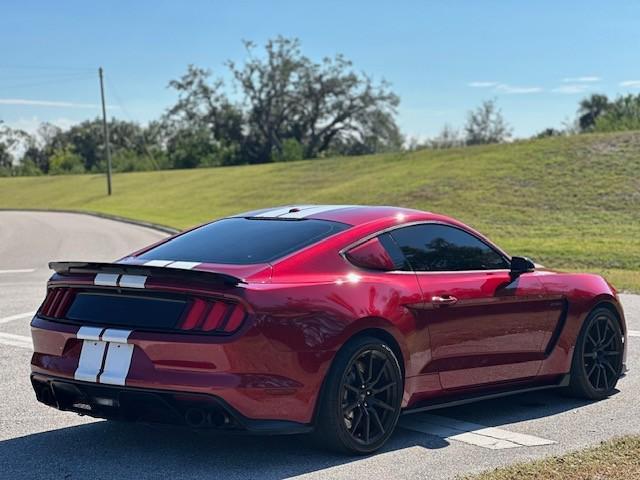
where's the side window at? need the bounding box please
[389,224,509,272]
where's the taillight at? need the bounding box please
[179,298,246,334]
[39,288,75,319]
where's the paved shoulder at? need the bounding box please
[0,211,169,336]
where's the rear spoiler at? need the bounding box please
[49,261,245,286]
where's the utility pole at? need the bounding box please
[98,67,112,195]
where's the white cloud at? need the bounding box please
[7,116,76,134]
[0,98,119,109]
[494,84,543,94]
[468,81,498,88]
[552,84,590,94]
[620,80,640,88]
[562,76,601,83]
[468,81,542,94]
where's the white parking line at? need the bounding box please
[0,268,36,274]
[0,332,32,350]
[0,311,36,324]
[399,413,556,450]
[628,330,640,337]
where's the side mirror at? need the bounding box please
[510,256,535,276]
[345,238,396,271]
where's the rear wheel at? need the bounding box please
[315,336,402,454]
[568,307,623,400]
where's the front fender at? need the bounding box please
[538,272,626,376]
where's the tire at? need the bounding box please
[314,335,403,454]
[567,307,624,400]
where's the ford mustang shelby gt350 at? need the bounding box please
[30,205,627,453]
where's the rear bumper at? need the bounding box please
[30,315,333,425]
[31,374,311,434]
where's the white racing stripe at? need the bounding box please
[119,274,146,289]
[101,329,132,343]
[74,327,135,385]
[74,339,107,382]
[74,327,106,382]
[278,205,355,219]
[100,342,134,385]
[94,273,119,286]
[250,205,356,219]
[0,311,36,325]
[143,259,173,267]
[252,206,305,218]
[0,332,33,350]
[167,261,200,270]
[76,326,103,341]
[399,413,555,449]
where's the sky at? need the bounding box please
[1,0,639,140]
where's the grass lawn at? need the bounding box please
[461,436,640,480]
[1,131,638,291]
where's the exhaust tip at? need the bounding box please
[210,410,230,428]
[39,386,56,406]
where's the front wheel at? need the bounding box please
[315,336,403,454]
[568,307,624,400]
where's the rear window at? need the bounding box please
[138,217,350,265]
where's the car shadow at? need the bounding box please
[418,388,613,428]
[0,389,603,480]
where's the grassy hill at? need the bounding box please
[1,131,639,291]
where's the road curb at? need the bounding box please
[0,208,180,234]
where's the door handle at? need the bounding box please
[431,295,458,306]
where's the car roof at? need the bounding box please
[231,205,442,226]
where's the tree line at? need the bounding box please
[2,37,640,176]
[1,37,402,176]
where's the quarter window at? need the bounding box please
[389,224,509,272]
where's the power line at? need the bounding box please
[0,71,96,81]
[0,65,95,72]
[0,74,95,91]
[104,75,137,122]
[104,73,162,170]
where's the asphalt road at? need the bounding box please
[0,211,638,480]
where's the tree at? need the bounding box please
[48,146,85,175]
[42,118,162,172]
[534,127,563,139]
[21,146,48,173]
[166,127,231,168]
[0,143,11,171]
[464,99,512,145]
[165,36,401,163]
[577,94,610,132]
[0,123,31,170]
[271,138,304,162]
[165,65,245,157]
[285,44,400,158]
[593,94,640,133]
[428,124,464,149]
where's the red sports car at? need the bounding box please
[30,205,627,453]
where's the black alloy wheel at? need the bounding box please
[316,336,402,454]
[341,348,399,446]
[568,307,623,400]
